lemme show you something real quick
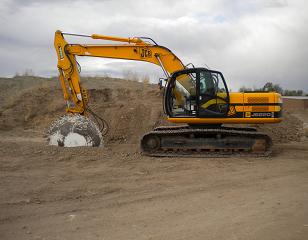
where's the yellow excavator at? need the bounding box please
[52,30,282,156]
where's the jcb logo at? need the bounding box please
[140,48,152,58]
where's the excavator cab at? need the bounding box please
[165,68,230,119]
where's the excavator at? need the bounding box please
[52,30,282,156]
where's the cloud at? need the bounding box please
[0,0,307,91]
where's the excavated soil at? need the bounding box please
[0,76,168,146]
[0,76,308,240]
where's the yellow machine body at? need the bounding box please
[169,92,282,124]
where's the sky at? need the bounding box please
[0,0,307,91]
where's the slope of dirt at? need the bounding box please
[253,111,303,143]
[0,76,167,145]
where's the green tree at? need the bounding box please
[262,82,283,94]
[239,86,252,92]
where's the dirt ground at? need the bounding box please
[1,76,308,240]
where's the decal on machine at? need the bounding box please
[140,48,152,58]
[245,112,251,118]
[227,106,236,116]
[58,45,64,59]
[250,112,275,118]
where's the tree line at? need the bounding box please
[239,82,306,96]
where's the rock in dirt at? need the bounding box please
[47,114,102,147]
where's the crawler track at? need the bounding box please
[141,126,272,157]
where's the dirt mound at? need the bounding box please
[283,97,308,111]
[0,76,167,145]
[0,76,304,145]
[0,86,65,131]
[253,111,303,143]
[87,86,166,144]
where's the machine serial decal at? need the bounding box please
[251,112,275,118]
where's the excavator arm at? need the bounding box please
[54,30,185,114]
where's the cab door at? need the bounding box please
[197,70,229,117]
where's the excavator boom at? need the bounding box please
[54,30,185,114]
